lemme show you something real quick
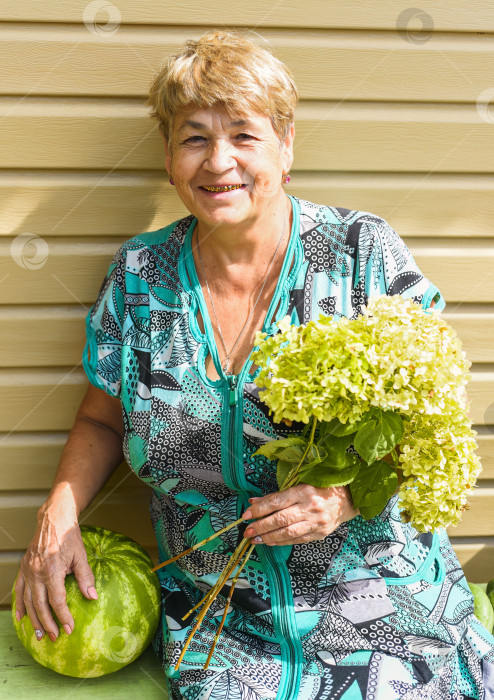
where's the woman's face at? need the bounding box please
[164,104,294,232]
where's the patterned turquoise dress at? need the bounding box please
[83,196,494,700]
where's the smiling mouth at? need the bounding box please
[201,184,245,192]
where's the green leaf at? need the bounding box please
[309,434,355,471]
[308,443,324,463]
[321,415,371,438]
[299,458,360,488]
[300,444,327,472]
[254,437,307,462]
[277,460,297,490]
[276,445,306,464]
[349,459,398,520]
[353,410,404,463]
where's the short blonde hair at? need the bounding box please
[147,29,298,142]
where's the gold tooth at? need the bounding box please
[203,185,242,192]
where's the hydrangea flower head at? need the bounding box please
[252,295,480,531]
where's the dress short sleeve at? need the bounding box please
[357,215,446,311]
[82,244,127,398]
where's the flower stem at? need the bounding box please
[174,537,250,670]
[181,540,246,620]
[203,542,255,670]
[181,536,250,621]
[150,517,245,573]
[281,417,318,491]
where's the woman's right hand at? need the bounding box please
[14,498,98,643]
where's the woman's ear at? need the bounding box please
[282,122,295,174]
[162,132,172,173]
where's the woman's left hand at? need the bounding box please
[242,484,359,546]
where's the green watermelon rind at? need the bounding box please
[12,525,162,678]
[468,582,494,634]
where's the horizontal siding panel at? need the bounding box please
[478,433,494,477]
[0,240,120,305]
[0,368,88,432]
[0,172,188,238]
[469,373,494,426]
[0,441,129,490]
[0,486,491,549]
[449,540,494,582]
[292,103,494,174]
[0,553,22,606]
[406,245,494,303]
[442,313,494,364]
[0,433,68,490]
[2,27,494,102]
[0,369,492,431]
[0,307,87,367]
[2,239,494,304]
[1,100,493,173]
[2,308,494,368]
[0,488,156,552]
[0,1,492,30]
[447,489,494,537]
[3,172,494,239]
[1,431,492,491]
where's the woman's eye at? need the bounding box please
[236,133,254,141]
[184,135,206,144]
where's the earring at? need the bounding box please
[282,173,291,184]
[169,177,175,186]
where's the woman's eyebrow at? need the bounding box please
[230,119,254,128]
[178,119,206,131]
[178,118,256,132]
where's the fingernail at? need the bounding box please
[15,610,21,622]
[253,535,263,544]
[49,632,57,643]
[35,629,43,641]
[244,528,254,537]
[88,586,98,600]
[243,510,252,520]
[63,624,72,635]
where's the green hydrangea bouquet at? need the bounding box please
[251,294,481,533]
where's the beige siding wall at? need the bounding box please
[1,1,494,607]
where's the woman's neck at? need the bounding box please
[194,193,292,269]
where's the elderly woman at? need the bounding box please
[16,29,494,700]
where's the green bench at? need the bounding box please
[0,611,168,698]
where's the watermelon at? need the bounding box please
[468,582,494,634]
[12,525,162,677]
[487,579,494,616]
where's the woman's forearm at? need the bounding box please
[16,386,124,640]
[41,386,124,519]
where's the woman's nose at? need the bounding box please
[204,139,235,172]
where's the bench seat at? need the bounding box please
[0,611,168,698]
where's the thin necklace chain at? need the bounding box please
[196,215,288,375]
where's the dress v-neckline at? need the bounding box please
[179,195,301,387]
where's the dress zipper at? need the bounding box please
[223,371,303,700]
[227,374,238,408]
